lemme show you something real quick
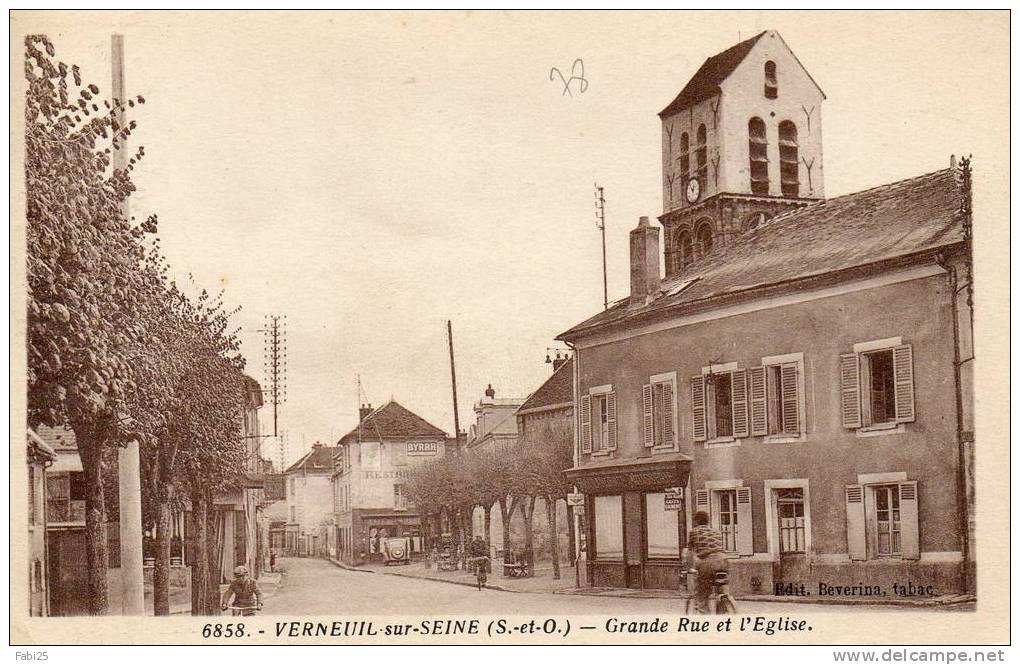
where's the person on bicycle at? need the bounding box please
[687,511,729,613]
[221,565,263,614]
[469,536,488,569]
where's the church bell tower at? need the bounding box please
[659,30,826,278]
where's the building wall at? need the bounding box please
[661,96,719,214]
[574,270,963,591]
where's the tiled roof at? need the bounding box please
[337,400,447,446]
[659,31,766,117]
[285,444,339,473]
[34,425,77,450]
[559,167,966,340]
[518,357,574,414]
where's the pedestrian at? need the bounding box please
[270,550,277,573]
[686,510,729,613]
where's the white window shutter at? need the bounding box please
[691,375,707,442]
[606,391,618,451]
[662,380,676,447]
[731,369,749,438]
[840,353,862,429]
[736,487,753,555]
[580,395,592,453]
[845,484,866,561]
[893,344,916,423]
[694,489,710,520]
[749,366,767,436]
[781,362,801,434]
[642,384,654,447]
[898,481,920,560]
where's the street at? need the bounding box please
[266,557,952,616]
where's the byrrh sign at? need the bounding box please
[407,440,439,456]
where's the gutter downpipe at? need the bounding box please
[564,339,582,587]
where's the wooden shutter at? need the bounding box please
[893,344,916,423]
[642,384,654,447]
[694,489,710,520]
[840,353,862,429]
[781,362,800,434]
[845,484,866,561]
[606,392,618,451]
[662,380,675,447]
[580,395,592,453]
[898,481,920,560]
[691,375,707,442]
[749,366,767,436]
[736,487,753,555]
[731,369,749,438]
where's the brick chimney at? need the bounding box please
[630,216,660,307]
[359,403,373,421]
[552,356,568,372]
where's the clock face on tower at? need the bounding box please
[685,177,701,204]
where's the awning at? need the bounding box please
[565,451,692,494]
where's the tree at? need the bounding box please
[517,420,574,580]
[25,34,149,614]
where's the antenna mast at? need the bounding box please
[261,314,288,437]
[447,320,462,448]
[595,183,608,310]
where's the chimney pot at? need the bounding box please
[359,404,373,421]
[484,384,496,398]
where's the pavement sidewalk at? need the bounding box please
[555,586,976,608]
[327,557,578,594]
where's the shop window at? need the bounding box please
[593,495,623,560]
[748,117,769,195]
[695,124,708,182]
[840,341,915,431]
[845,480,919,560]
[764,60,778,99]
[644,493,681,558]
[642,373,677,449]
[779,120,799,197]
[580,388,617,454]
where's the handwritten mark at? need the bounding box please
[549,59,588,97]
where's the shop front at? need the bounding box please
[355,511,426,563]
[566,452,692,590]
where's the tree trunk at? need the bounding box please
[191,494,208,616]
[566,504,576,568]
[205,487,222,615]
[498,496,514,574]
[76,431,109,615]
[547,496,561,580]
[153,494,173,615]
[522,496,536,577]
[483,502,492,550]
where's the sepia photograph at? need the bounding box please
[8,9,1010,651]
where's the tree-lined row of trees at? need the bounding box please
[26,35,251,615]
[405,419,575,579]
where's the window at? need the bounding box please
[748,356,804,439]
[642,374,677,449]
[594,495,623,560]
[695,124,708,182]
[696,223,713,256]
[47,471,85,523]
[840,341,915,430]
[776,488,806,553]
[779,120,799,197]
[289,506,296,523]
[289,477,296,498]
[764,60,778,99]
[695,486,753,554]
[645,492,681,558]
[679,231,693,266]
[846,480,919,560]
[691,367,750,443]
[580,388,617,454]
[716,490,738,551]
[679,132,690,184]
[394,484,407,511]
[748,117,769,195]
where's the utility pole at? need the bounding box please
[595,184,608,310]
[261,315,288,437]
[112,33,144,616]
[447,320,461,449]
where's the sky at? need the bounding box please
[14,11,1009,468]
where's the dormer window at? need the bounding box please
[779,120,799,197]
[765,60,778,99]
[748,117,769,195]
[679,132,690,184]
[695,124,708,182]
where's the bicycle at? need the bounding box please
[685,570,738,614]
[223,603,262,617]
[468,556,489,590]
